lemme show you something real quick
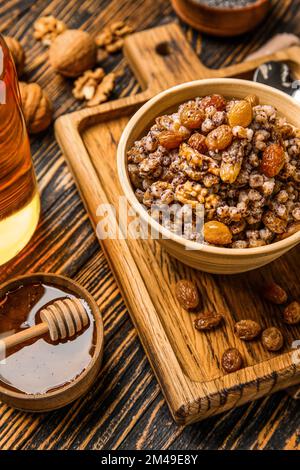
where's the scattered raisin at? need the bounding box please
[206,125,233,151]
[263,282,288,304]
[204,220,232,245]
[157,130,185,150]
[234,319,261,341]
[175,279,200,311]
[261,144,285,177]
[262,327,284,351]
[222,348,243,373]
[188,132,208,153]
[283,301,300,325]
[194,312,223,331]
[262,211,287,234]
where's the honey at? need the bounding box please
[0,282,96,395]
[0,35,40,265]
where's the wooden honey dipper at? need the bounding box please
[1,298,89,350]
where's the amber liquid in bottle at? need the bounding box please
[0,35,40,265]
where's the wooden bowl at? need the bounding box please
[117,78,300,274]
[0,273,104,412]
[171,0,271,37]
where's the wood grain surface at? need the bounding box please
[0,0,299,449]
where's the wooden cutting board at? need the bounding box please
[55,23,300,424]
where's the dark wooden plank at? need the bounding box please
[0,0,299,450]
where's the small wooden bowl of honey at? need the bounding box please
[171,0,271,37]
[0,273,104,412]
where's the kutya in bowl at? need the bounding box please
[117,78,300,274]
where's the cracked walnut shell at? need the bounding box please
[49,30,97,77]
[19,82,53,134]
[4,36,25,75]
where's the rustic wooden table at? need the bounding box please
[1,0,299,450]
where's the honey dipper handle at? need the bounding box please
[2,322,49,351]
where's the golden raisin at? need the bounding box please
[157,130,185,150]
[263,282,288,305]
[194,312,223,331]
[206,125,233,151]
[261,144,285,177]
[234,320,261,341]
[179,106,205,129]
[245,94,259,107]
[283,301,300,325]
[203,220,232,245]
[222,348,243,373]
[188,132,208,153]
[175,279,201,311]
[262,327,284,352]
[228,100,253,127]
[200,94,226,111]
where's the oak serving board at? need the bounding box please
[55,23,300,424]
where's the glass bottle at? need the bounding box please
[0,35,40,265]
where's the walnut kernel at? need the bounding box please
[4,36,25,75]
[86,73,115,107]
[19,81,52,134]
[263,282,288,304]
[33,15,66,45]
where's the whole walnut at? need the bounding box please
[19,82,53,134]
[49,29,97,77]
[4,36,25,75]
